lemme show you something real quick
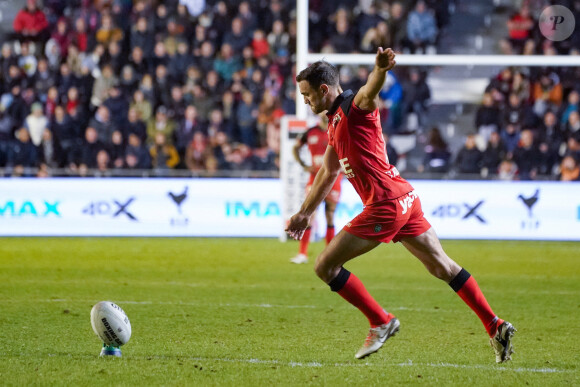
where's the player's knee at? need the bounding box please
[313,256,336,283]
[426,258,457,282]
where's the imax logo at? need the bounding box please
[225,201,280,217]
[0,201,61,217]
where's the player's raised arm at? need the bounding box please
[286,145,341,240]
[354,47,396,111]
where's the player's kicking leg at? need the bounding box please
[400,227,516,363]
[314,230,399,359]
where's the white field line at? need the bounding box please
[15,299,444,313]
[8,279,580,295]
[152,356,573,374]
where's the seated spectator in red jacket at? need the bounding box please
[13,0,50,45]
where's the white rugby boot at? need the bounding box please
[290,254,308,264]
[490,321,516,363]
[355,318,400,359]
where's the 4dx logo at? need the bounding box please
[82,198,137,221]
[431,200,486,223]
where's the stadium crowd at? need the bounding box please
[0,0,448,177]
[6,0,577,181]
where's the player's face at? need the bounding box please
[299,80,326,114]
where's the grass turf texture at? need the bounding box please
[0,238,578,386]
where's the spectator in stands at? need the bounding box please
[214,43,242,83]
[107,129,125,169]
[130,89,152,123]
[236,89,259,147]
[379,72,403,134]
[559,155,580,181]
[402,68,431,131]
[119,65,139,95]
[89,105,117,145]
[169,41,192,83]
[13,0,50,48]
[511,69,530,102]
[222,17,251,55]
[166,86,187,122]
[532,71,563,117]
[267,20,289,58]
[421,127,451,173]
[7,127,39,176]
[184,131,211,172]
[72,17,90,53]
[512,129,540,180]
[501,123,521,155]
[564,110,580,138]
[560,90,580,125]
[125,107,147,143]
[454,134,483,175]
[103,84,129,128]
[475,92,501,142]
[389,2,408,52]
[33,58,54,103]
[128,46,148,78]
[506,4,534,54]
[51,18,72,59]
[497,159,518,181]
[95,13,123,46]
[251,29,270,59]
[38,126,62,169]
[24,102,48,147]
[147,106,176,146]
[406,1,438,54]
[502,92,536,130]
[138,73,156,107]
[250,145,277,172]
[77,126,106,171]
[175,105,205,160]
[360,21,391,54]
[538,110,565,158]
[189,85,214,123]
[481,131,507,175]
[124,132,151,170]
[50,105,79,162]
[17,42,37,78]
[328,8,356,53]
[91,63,116,108]
[150,132,180,171]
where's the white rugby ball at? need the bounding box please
[90,301,132,347]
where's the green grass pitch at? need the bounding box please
[0,237,579,385]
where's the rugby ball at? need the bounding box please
[90,301,132,347]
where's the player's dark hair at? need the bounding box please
[296,61,339,88]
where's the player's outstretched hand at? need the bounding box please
[285,212,310,240]
[376,47,396,72]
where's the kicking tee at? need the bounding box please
[326,90,414,205]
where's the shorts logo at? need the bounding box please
[399,191,418,215]
[374,224,382,233]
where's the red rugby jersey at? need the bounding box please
[326,90,413,205]
[298,125,328,174]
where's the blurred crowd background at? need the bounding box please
[0,0,578,181]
